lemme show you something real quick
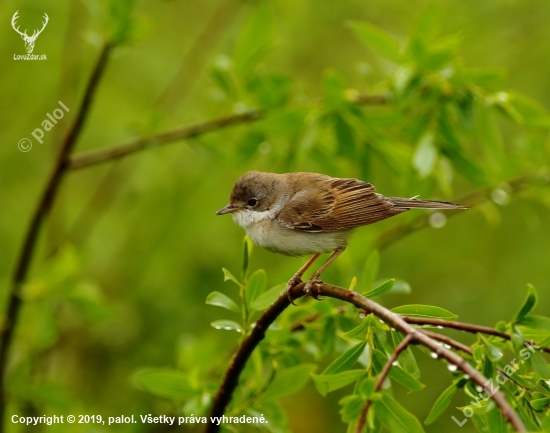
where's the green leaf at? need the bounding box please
[391,332,420,379]
[365,279,395,298]
[347,21,404,63]
[245,269,267,306]
[333,113,356,158]
[373,350,424,391]
[323,341,367,375]
[530,351,550,379]
[210,320,242,332]
[250,284,285,311]
[507,92,550,128]
[257,364,316,402]
[513,284,538,322]
[480,336,504,362]
[375,393,426,433]
[222,268,242,287]
[517,315,550,344]
[424,383,458,425]
[339,394,364,423]
[391,305,458,320]
[413,132,437,178]
[312,370,366,396]
[530,397,550,411]
[342,318,370,339]
[205,291,240,313]
[234,5,272,77]
[134,369,196,399]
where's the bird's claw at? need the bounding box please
[285,276,303,306]
[304,278,324,300]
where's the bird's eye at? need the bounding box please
[247,198,258,207]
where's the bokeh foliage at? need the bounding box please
[1,0,550,432]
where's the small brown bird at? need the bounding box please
[217,171,467,297]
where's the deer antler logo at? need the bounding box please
[11,11,49,54]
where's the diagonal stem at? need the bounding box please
[403,316,550,354]
[355,333,415,433]
[0,42,113,432]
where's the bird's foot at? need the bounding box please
[285,275,303,306]
[304,278,324,300]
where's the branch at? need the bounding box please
[356,333,415,433]
[67,110,264,169]
[403,316,550,354]
[0,42,113,432]
[206,282,526,433]
[68,93,388,170]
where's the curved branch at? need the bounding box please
[206,282,526,433]
[0,42,113,432]
[403,316,550,354]
[356,333,415,433]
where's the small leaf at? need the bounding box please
[373,350,424,391]
[339,394,364,423]
[530,351,550,379]
[245,269,267,306]
[480,336,504,362]
[375,393,426,433]
[257,364,316,402]
[517,315,550,344]
[323,341,367,375]
[205,291,240,313]
[513,284,538,322]
[250,284,285,311]
[530,397,550,411]
[507,92,550,128]
[391,331,420,379]
[413,132,437,178]
[349,276,358,291]
[211,320,242,332]
[222,268,242,287]
[134,369,196,399]
[391,304,458,320]
[312,370,366,396]
[347,21,404,63]
[425,383,458,425]
[365,279,395,298]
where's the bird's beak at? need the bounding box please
[216,204,239,215]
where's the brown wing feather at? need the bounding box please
[277,175,405,232]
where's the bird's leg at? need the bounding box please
[285,253,321,305]
[304,248,346,299]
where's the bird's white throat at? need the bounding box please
[232,209,273,228]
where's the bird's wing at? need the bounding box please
[276,176,405,232]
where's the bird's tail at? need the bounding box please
[389,197,468,210]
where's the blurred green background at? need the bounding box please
[1,0,550,432]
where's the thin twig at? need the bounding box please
[68,93,388,170]
[356,333,415,433]
[418,329,473,355]
[403,316,550,354]
[68,110,264,169]
[206,282,526,433]
[0,43,113,432]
